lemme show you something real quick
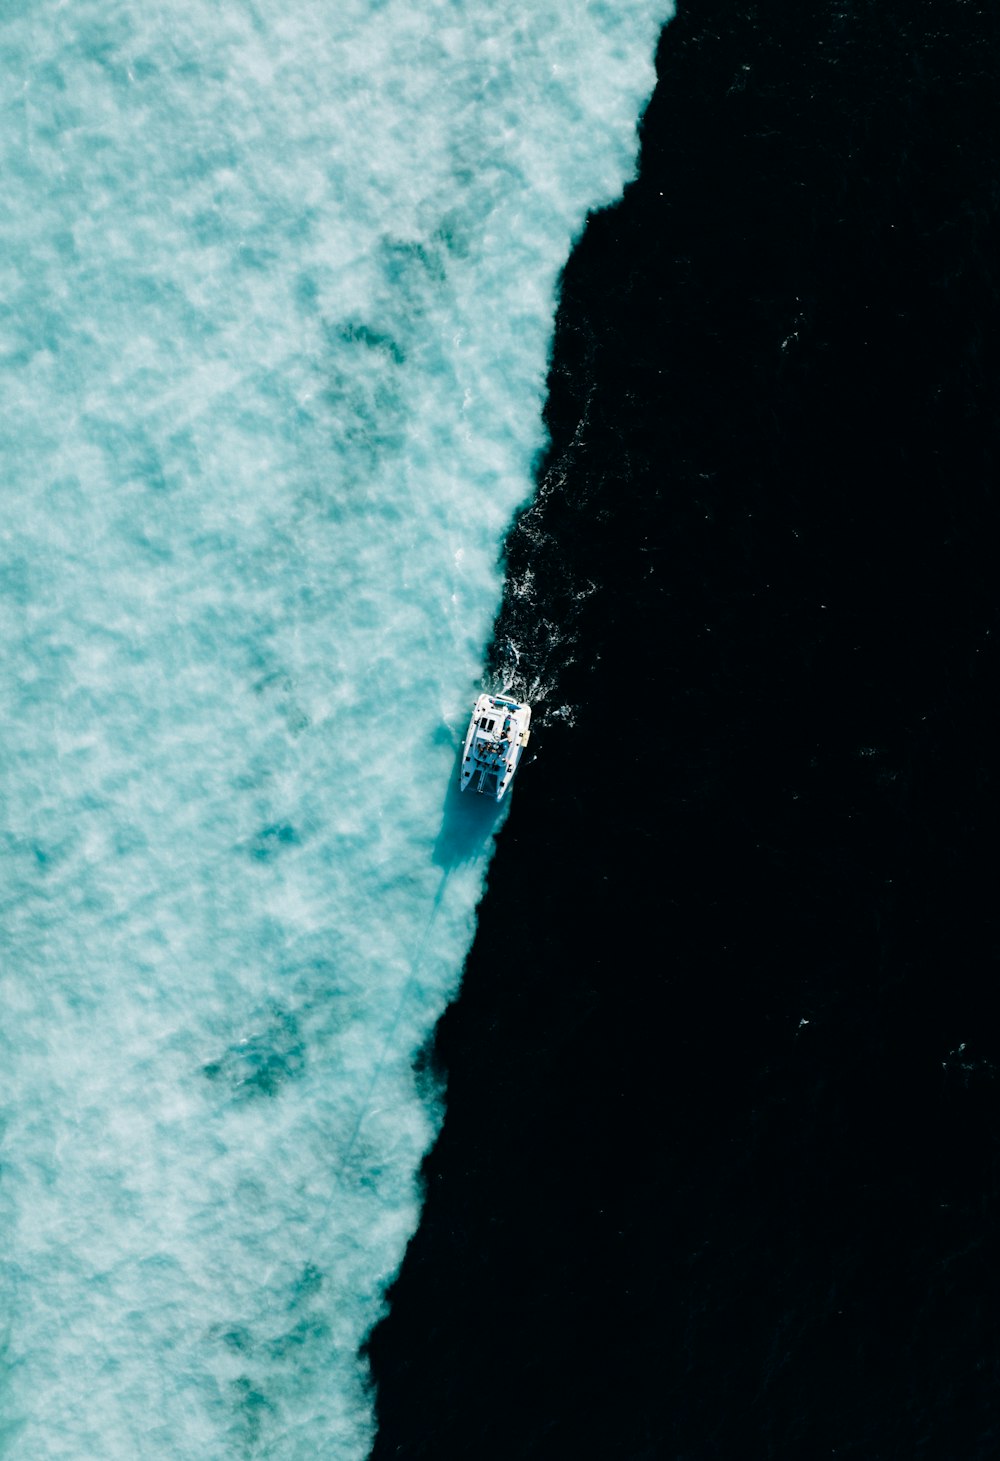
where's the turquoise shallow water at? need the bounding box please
[0,0,668,1453]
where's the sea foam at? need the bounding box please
[0,0,670,1453]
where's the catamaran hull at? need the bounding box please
[459,693,531,802]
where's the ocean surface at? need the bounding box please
[0,2,668,1455]
[369,2,1000,1458]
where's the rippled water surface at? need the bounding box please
[0,0,670,1453]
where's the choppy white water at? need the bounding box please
[0,0,669,1454]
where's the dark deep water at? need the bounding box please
[368,2,1000,1457]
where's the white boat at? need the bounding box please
[460,693,531,801]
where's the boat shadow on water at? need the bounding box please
[431,758,510,871]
